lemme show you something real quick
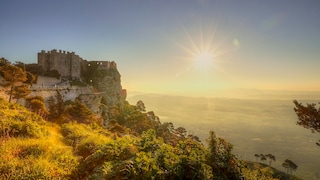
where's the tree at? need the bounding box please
[206,131,241,179]
[265,154,276,166]
[155,122,174,144]
[64,100,100,124]
[25,96,49,118]
[293,100,320,146]
[187,134,201,142]
[47,90,64,120]
[259,154,267,164]
[12,84,31,103]
[56,90,64,114]
[14,61,26,70]
[175,127,187,139]
[0,57,10,66]
[25,71,37,85]
[0,64,27,102]
[282,160,289,174]
[47,96,57,119]
[139,129,159,152]
[14,62,37,84]
[136,100,146,112]
[282,159,297,175]
[254,154,260,162]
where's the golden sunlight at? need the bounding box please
[173,24,228,75]
[193,51,214,72]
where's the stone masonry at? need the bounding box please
[37,49,127,113]
[38,49,83,79]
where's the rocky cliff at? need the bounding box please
[36,50,127,110]
[31,57,127,125]
[92,67,127,110]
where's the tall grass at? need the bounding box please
[0,133,79,179]
[0,98,79,179]
[0,98,47,138]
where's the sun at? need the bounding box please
[173,24,228,75]
[193,51,215,72]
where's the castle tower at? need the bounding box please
[37,49,82,79]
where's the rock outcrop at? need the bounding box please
[32,49,128,125]
[93,67,126,110]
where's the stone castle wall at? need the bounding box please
[38,49,82,79]
[35,76,61,86]
[36,49,127,114]
[38,49,118,79]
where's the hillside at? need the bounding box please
[0,60,305,179]
[244,161,302,180]
[0,96,304,179]
[0,98,78,178]
[127,93,320,179]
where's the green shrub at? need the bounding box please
[61,122,111,156]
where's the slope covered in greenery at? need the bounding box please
[0,98,78,179]
[0,97,302,179]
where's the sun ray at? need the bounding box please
[181,25,201,56]
[174,41,196,57]
[170,20,237,81]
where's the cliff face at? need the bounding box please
[31,71,126,126]
[92,68,126,110]
[33,49,128,126]
[77,67,126,127]
[37,50,127,112]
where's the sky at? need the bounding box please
[1,0,320,97]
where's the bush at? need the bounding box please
[61,122,110,156]
[63,100,100,125]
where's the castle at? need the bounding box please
[35,49,126,118]
[38,49,117,79]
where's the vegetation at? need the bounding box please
[46,90,65,121]
[0,97,79,179]
[0,57,10,66]
[282,159,298,175]
[244,161,302,180]
[293,100,320,146]
[0,58,303,179]
[81,61,100,83]
[0,64,28,102]
[0,94,303,179]
[44,69,61,79]
[25,64,44,76]
[25,96,49,119]
[254,153,276,166]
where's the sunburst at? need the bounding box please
[174,24,228,74]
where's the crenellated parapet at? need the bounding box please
[39,49,76,55]
[38,49,118,79]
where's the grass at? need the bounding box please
[0,123,79,179]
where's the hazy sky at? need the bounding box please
[1,0,320,96]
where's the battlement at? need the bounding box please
[38,49,118,79]
[40,49,76,55]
